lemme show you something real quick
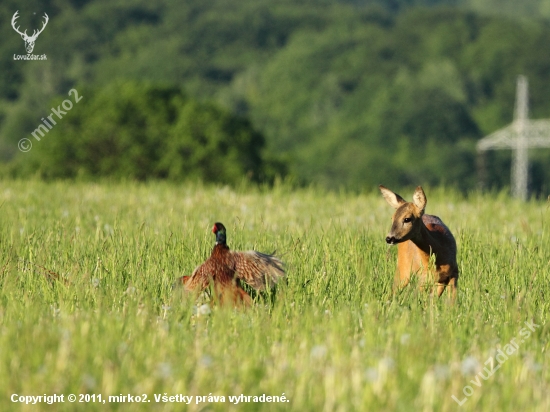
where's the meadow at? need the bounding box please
[0,180,548,411]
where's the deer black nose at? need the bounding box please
[386,236,395,244]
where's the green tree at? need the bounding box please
[160,100,267,183]
[14,82,283,184]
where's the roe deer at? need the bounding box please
[379,185,458,299]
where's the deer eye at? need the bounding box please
[403,217,413,223]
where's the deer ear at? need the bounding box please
[412,186,426,213]
[379,185,406,209]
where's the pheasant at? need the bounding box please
[176,222,285,306]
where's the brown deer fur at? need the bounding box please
[379,185,459,299]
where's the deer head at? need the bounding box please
[379,185,427,245]
[11,11,49,54]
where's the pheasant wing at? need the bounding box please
[172,275,190,289]
[183,262,213,292]
[232,251,285,291]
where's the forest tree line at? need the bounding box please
[1,0,550,193]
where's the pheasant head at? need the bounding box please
[212,222,227,245]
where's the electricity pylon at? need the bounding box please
[477,75,550,200]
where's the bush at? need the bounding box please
[13,82,285,184]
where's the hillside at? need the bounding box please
[1,0,550,192]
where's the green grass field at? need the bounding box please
[0,180,548,411]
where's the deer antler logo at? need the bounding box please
[11,11,49,54]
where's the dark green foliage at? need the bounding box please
[238,6,550,192]
[160,101,267,183]
[2,0,550,192]
[14,83,281,183]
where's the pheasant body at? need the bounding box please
[177,223,285,307]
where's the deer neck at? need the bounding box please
[409,220,437,257]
